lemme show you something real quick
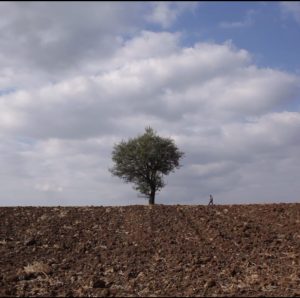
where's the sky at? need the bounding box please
[0,1,300,206]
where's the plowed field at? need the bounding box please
[1,204,300,297]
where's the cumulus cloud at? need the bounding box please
[1,36,298,140]
[0,3,300,206]
[0,2,187,89]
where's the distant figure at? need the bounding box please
[208,194,214,206]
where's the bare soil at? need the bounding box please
[1,203,300,297]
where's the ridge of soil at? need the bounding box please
[1,203,300,297]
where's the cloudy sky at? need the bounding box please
[1,2,300,206]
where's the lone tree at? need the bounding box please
[110,127,184,205]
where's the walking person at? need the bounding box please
[208,194,214,206]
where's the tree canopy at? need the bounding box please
[110,127,184,204]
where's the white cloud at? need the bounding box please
[114,31,181,61]
[220,9,256,28]
[0,2,186,89]
[146,2,198,28]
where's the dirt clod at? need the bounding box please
[92,278,107,288]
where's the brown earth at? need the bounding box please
[1,203,300,297]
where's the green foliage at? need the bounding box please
[110,127,184,204]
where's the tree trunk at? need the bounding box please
[149,189,155,205]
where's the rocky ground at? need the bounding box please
[1,203,300,297]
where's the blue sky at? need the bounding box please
[165,2,300,73]
[0,2,300,206]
